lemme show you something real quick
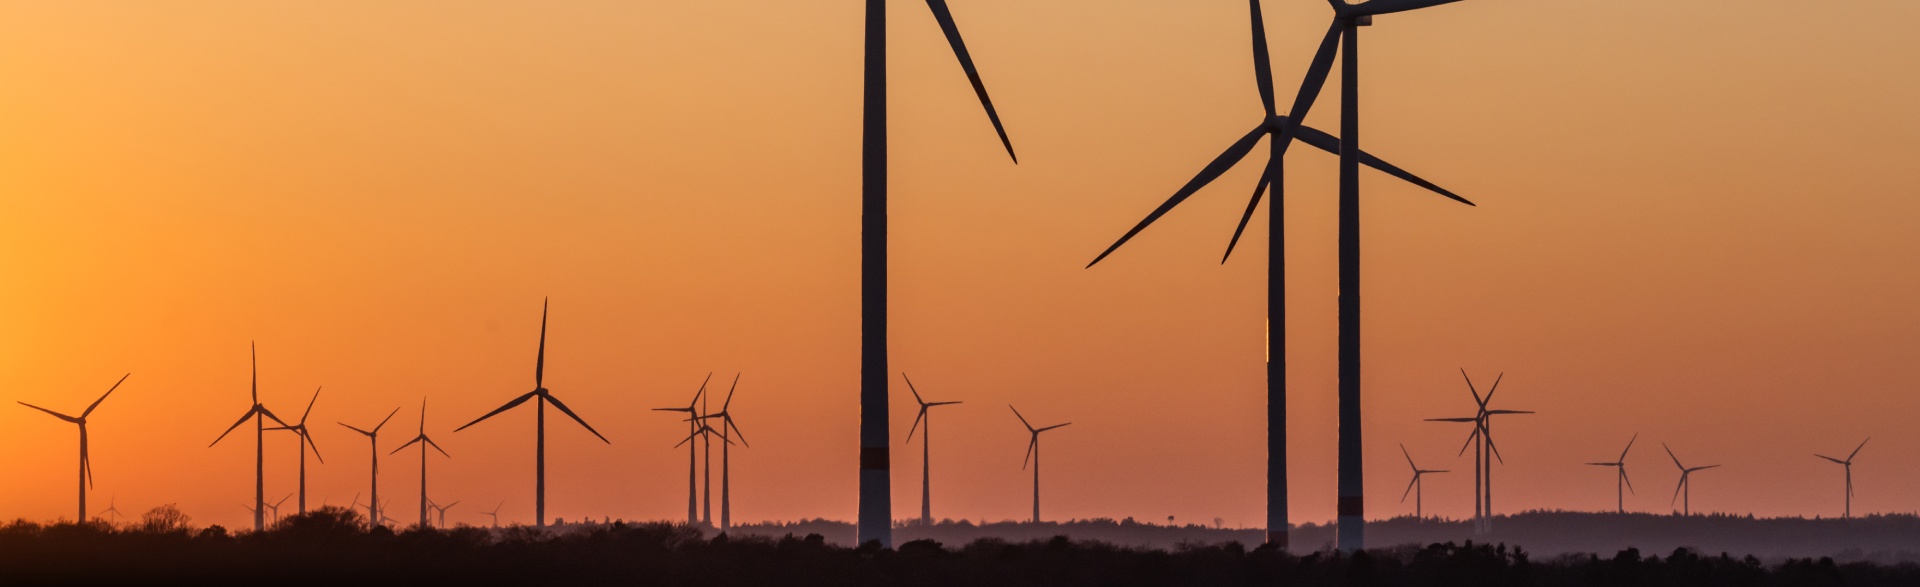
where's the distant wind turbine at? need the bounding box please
[17,373,129,524]
[856,0,1020,548]
[455,298,611,528]
[1815,438,1869,519]
[1010,406,1070,524]
[1085,0,1475,551]
[652,373,710,525]
[266,493,292,525]
[483,501,504,528]
[428,498,461,529]
[902,373,961,526]
[695,374,749,532]
[1663,443,1720,516]
[265,387,325,515]
[393,398,451,529]
[1426,370,1530,533]
[210,342,289,532]
[1585,434,1637,514]
[339,406,401,528]
[1398,444,1446,519]
[672,416,728,528]
[95,494,124,525]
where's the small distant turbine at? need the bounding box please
[1398,444,1447,519]
[393,398,451,529]
[1815,437,1869,519]
[1663,443,1720,516]
[265,387,325,515]
[695,374,749,533]
[339,407,400,528]
[672,416,730,528]
[95,494,124,525]
[210,343,289,533]
[266,493,293,525]
[1010,405,1070,524]
[428,498,461,529]
[483,501,505,528]
[1585,434,1637,514]
[902,373,962,526]
[17,373,129,524]
[455,298,611,528]
[652,373,710,526]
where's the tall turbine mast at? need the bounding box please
[903,373,961,526]
[1011,405,1070,524]
[859,0,1019,548]
[339,406,401,528]
[1399,444,1447,519]
[1815,438,1869,519]
[653,374,711,526]
[17,373,130,524]
[392,398,450,528]
[211,342,288,532]
[696,374,750,532]
[1585,434,1636,514]
[266,387,325,515]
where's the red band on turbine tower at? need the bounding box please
[860,447,890,470]
[1337,497,1364,517]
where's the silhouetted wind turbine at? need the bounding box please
[672,417,728,528]
[339,406,400,528]
[455,298,610,528]
[393,398,451,529]
[1010,406,1069,524]
[857,0,1019,548]
[1426,370,1530,534]
[696,374,749,532]
[377,498,400,527]
[265,387,325,515]
[95,494,123,525]
[483,501,504,528]
[1663,443,1719,516]
[902,373,961,526]
[1585,434,1636,514]
[652,373,710,525]
[17,373,128,523]
[1085,0,1474,551]
[1399,444,1446,519]
[266,493,292,525]
[429,499,460,528]
[211,342,289,532]
[1816,438,1869,519]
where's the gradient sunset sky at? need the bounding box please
[3,1,1918,531]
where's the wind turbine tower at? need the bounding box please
[17,373,129,523]
[339,407,401,528]
[1663,443,1720,516]
[1585,434,1636,514]
[1399,444,1447,519]
[652,374,710,525]
[697,374,749,532]
[266,387,325,514]
[393,398,451,528]
[1816,438,1869,519]
[210,343,289,532]
[1010,406,1070,524]
[903,373,961,526]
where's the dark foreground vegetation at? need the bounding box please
[5,506,1919,586]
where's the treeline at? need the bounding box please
[2,506,1918,586]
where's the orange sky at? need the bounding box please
[3,1,1919,531]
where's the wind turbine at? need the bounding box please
[265,387,325,515]
[483,501,504,528]
[455,298,610,528]
[393,398,451,529]
[902,373,961,526]
[1084,0,1474,550]
[210,342,289,532]
[1816,438,1869,519]
[266,493,292,525]
[428,498,460,529]
[856,0,1019,548]
[339,407,401,528]
[652,373,710,525]
[696,374,749,532]
[17,373,129,523]
[95,494,124,525]
[1663,443,1720,516]
[1585,434,1636,514]
[1426,370,1531,534]
[1398,444,1446,519]
[1010,406,1069,524]
[672,416,728,528]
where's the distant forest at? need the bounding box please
[4,505,1920,586]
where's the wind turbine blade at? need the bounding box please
[1039,423,1071,432]
[1486,432,1506,464]
[17,402,80,423]
[84,450,94,490]
[1009,405,1034,432]
[1816,454,1846,465]
[1349,0,1466,17]
[1455,425,1480,456]
[1401,475,1418,502]
[1663,444,1683,471]
[300,387,321,424]
[454,390,539,432]
[1249,0,1275,116]
[1280,20,1343,127]
[1427,469,1450,474]
[725,417,749,448]
[426,436,451,458]
[1221,160,1274,264]
[673,430,699,448]
[902,372,927,407]
[257,406,289,428]
[1850,437,1870,461]
[1022,437,1036,470]
[1693,464,1721,472]
[1485,410,1533,415]
[1400,443,1416,470]
[1086,124,1267,268]
[251,341,258,404]
[210,408,258,447]
[924,0,1017,162]
[544,393,610,444]
[1459,368,1483,405]
[1621,467,1634,494]
[390,436,424,455]
[931,401,964,407]
[375,406,401,433]
[1671,475,1685,506]
[535,298,548,388]
[1584,462,1616,467]
[1291,124,1472,206]
[1426,417,1477,422]
[1620,433,1638,461]
[338,422,373,436]
[305,432,324,463]
[1482,373,1505,406]
[722,373,740,412]
[82,373,132,418]
[906,409,927,444]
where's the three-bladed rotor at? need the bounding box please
[455,298,609,444]
[903,373,962,444]
[1010,405,1070,470]
[266,387,326,463]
